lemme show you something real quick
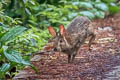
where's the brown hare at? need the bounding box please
[48,16,95,63]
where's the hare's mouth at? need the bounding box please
[53,47,57,51]
[53,47,62,52]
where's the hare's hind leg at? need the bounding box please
[71,51,77,63]
[88,33,95,51]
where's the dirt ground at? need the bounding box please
[14,13,120,80]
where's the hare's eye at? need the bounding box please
[60,40,63,43]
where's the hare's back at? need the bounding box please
[66,16,91,34]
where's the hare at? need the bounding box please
[48,16,95,63]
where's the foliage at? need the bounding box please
[0,26,24,78]
[10,26,51,54]
[0,26,38,79]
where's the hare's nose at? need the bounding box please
[54,48,57,51]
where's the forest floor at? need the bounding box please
[14,13,120,80]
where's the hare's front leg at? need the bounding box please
[88,33,95,51]
[68,52,76,63]
[68,54,72,63]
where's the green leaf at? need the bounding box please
[0,26,2,32]
[95,3,108,12]
[23,0,27,3]
[3,50,23,64]
[21,60,31,66]
[0,26,26,44]
[0,63,10,72]
[30,38,36,46]
[79,2,93,9]
[72,2,79,6]
[68,13,78,19]
[109,3,119,14]
[0,23,9,30]
[30,65,39,74]
[101,0,115,3]
[0,63,10,78]
[25,8,31,15]
[79,11,95,19]
[3,47,31,65]
[29,1,35,5]
[95,11,105,18]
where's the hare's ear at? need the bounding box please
[59,24,66,36]
[48,26,56,37]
